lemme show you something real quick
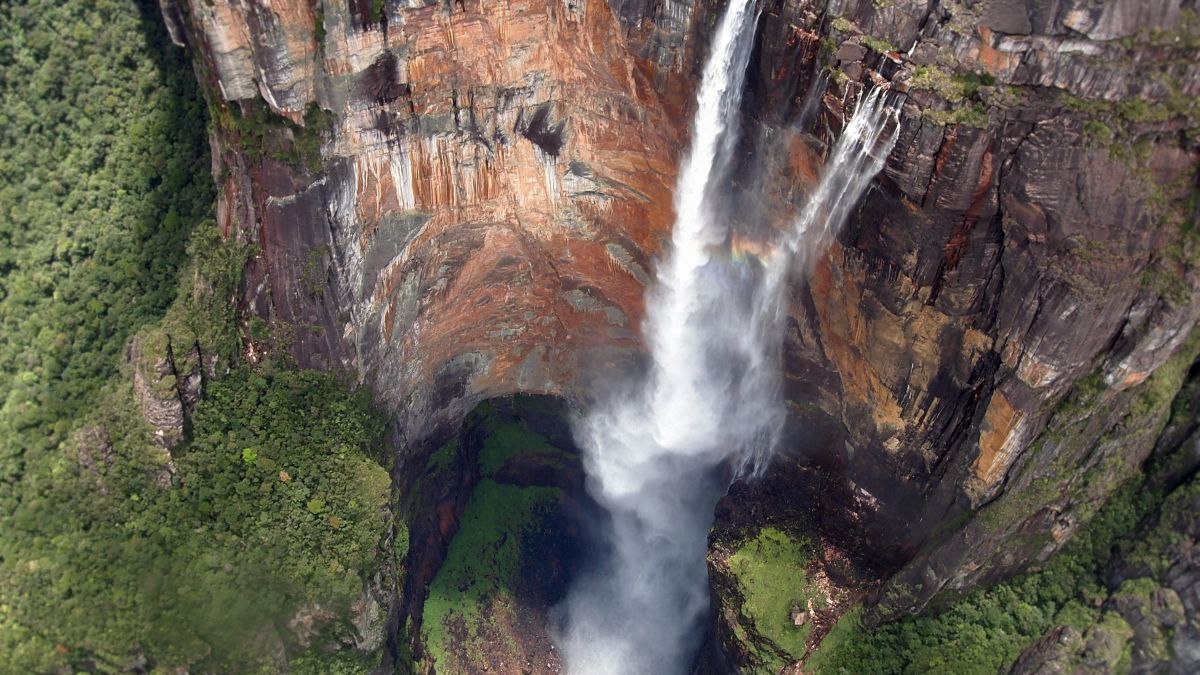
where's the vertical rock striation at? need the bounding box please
[168,0,712,452]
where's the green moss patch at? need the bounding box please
[425,438,458,473]
[478,421,573,477]
[421,479,559,671]
[727,528,823,670]
[418,398,582,672]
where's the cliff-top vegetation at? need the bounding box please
[0,2,393,671]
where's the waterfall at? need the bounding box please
[769,86,901,281]
[557,0,901,669]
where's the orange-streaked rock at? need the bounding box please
[183,0,692,446]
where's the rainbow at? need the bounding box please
[729,234,775,266]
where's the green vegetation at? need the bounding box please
[908,66,994,102]
[940,0,984,36]
[970,328,1200,547]
[314,4,328,46]
[182,369,390,604]
[420,402,575,672]
[806,338,1200,674]
[212,99,334,173]
[859,35,898,55]
[1118,8,1200,50]
[805,476,1164,674]
[906,66,994,128]
[0,354,391,671]
[1066,81,1200,301]
[478,420,572,475]
[1125,329,1200,423]
[727,528,824,672]
[923,104,990,129]
[138,221,254,387]
[422,480,559,669]
[370,0,388,25]
[0,0,212,489]
[1122,476,1200,577]
[426,437,458,472]
[1065,80,1200,148]
[826,15,895,53]
[0,2,392,670]
[292,646,385,675]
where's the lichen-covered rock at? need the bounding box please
[1008,624,1086,674]
[1011,469,1200,674]
[129,333,185,451]
[349,570,390,653]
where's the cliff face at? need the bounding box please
[739,0,1200,620]
[164,0,1198,641]
[162,0,712,449]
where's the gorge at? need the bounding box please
[1,0,1199,673]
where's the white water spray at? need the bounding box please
[558,0,901,670]
[768,86,901,281]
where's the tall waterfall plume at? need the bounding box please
[557,1,901,670]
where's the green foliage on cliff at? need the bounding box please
[807,335,1200,674]
[909,66,994,103]
[0,2,393,670]
[806,481,1147,673]
[478,419,573,475]
[726,528,823,672]
[423,479,559,669]
[420,403,573,672]
[1067,81,1200,149]
[0,0,212,491]
[181,368,391,606]
[923,103,990,129]
[905,65,994,128]
[0,365,391,672]
[214,98,333,173]
[370,0,388,25]
[830,16,854,33]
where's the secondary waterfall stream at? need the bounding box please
[557,0,901,670]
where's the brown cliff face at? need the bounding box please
[614,0,1200,632]
[751,0,1200,621]
[166,0,1199,652]
[165,0,717,451]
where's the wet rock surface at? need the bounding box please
[727,0,1200,622]
[175,0,694,457]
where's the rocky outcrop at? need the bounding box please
[1010,468,1200,674]
[129,333,187,450]
[165,0,1200,654]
